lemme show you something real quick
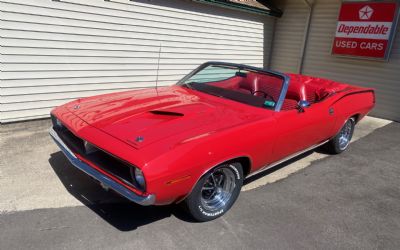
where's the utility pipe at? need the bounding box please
[298,0,314,74]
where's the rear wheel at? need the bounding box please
[183,162,243,222]
[324,117,355,154]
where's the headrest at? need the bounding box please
[238,73,258,91]
[286,78,307,100]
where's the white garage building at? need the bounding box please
[1,0,399,123]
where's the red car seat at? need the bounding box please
[236,73,257,94]
[237,72,282,101]
[282,76,321,110]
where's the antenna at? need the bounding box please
[155,43,162,90]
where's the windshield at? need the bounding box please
[178,63,285,110]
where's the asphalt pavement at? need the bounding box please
[1,119,399,250]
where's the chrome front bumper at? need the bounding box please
[49,127,156,206]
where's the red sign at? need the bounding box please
[332,1,399,60]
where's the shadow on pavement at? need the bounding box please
[48,151,194,231]
[244,150,315,185]
[49,148,322,230]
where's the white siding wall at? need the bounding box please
[0,0,274,122]
[270,0,400,122]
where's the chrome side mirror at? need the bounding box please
[299,100,311,108]
[297,100,310,113]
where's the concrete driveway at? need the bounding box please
[1,117,399,249]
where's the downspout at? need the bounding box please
[265,18,277,69]
[297,0,314,74]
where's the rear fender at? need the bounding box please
[329,89,375,135]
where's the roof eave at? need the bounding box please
[193,0,282,17]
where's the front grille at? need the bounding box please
[84,149,134,187]
[52,118,141,190]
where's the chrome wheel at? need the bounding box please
[184,163,243,222]
[338,118,354,150]
[200,167,236,212]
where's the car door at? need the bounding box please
[270,102,336,163]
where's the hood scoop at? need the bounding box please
[149,110,184,116]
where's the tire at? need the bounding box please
[324,117,355,154]
[183,162,243,222]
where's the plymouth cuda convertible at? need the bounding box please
[50,62,375,221]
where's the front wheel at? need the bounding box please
[324,117,355,154]
[183,162,243,222]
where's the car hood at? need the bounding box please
[66,86,266,149]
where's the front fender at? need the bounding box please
[143,119,277,205]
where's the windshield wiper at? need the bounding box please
[205,91,223,98]
[185,82,225,98]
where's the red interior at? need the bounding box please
[287,74,349,103]
[206,72,348,111]
[207,72,282,102]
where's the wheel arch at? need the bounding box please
[230,156,252,177]
[200,155,253,182]
[352,113,362,124]
[175,155,252,204]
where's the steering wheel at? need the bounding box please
[251,90,276,102]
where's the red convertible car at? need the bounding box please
[50,62,375,221]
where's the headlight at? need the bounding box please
[51,114,63,128]
[132,168,146,190]
[83,141,98,154]
[56,118,63,127]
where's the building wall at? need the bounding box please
[269,0,309,72]
[0,0,275,123]
[270,0,400,121]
